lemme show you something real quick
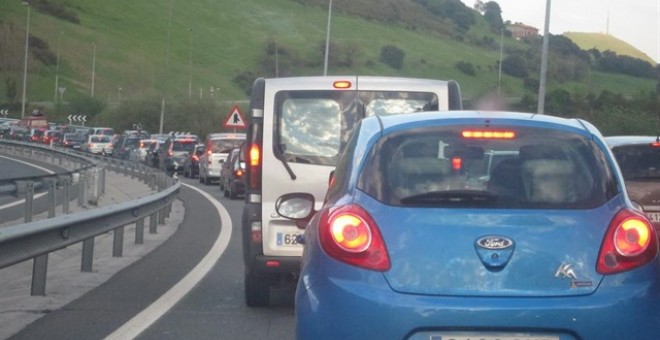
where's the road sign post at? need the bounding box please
[222,104,248,131]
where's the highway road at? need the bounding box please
[6,176,296,340]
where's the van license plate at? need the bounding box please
[276,232,302,247]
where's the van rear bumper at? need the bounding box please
[251,255,301,274]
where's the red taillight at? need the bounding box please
[249,144,260,166]
[597,208,658,274]
[319,204,390,271]
[451,157,462,171]
[249,144,261,189]
[235,169,244,177]
[462,130,516,139]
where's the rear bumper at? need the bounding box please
[296,264,660,340]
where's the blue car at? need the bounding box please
[276,111,660,340]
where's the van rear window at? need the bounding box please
[275,90,438,166]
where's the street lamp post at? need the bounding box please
[497,29,504,96]
[20,1,31,119]
[91,42,96,98]
[537,0,552,114]
[323,0,333,76]
[160,0,175,134]
[188,28,193,99]
[54,31,63,102]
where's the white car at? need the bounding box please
[130,139,158,162]
[198,133,246,185]
[82,135,113,155]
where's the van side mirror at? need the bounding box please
[275,192,316,229]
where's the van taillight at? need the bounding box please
[597,208,658,274]
[249,144,261,189]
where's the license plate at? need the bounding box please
[430,333,558,340]
[647,212,660,223]
[276,232,302,247]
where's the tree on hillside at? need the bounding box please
[483,2,504,31]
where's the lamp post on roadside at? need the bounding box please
[91,42,96,98]
[497,29,504,96]
[323,0,333,76]
[54,31,63,102]
[20,1,31,119]
[537,0,552,114]
[188,28,193,99]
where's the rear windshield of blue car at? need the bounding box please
[358,125,618,209]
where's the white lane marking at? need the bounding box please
[0,155,55,209]
[104,182,233,340]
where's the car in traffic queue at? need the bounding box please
[183,144,205,178]
[59,133,85,150]
[606,135,660,237]
[219,145,246,199]
[82,134,113,155]
[199,133,246,185]
[130,139,159,163]
[161,135,199,175]
[242,75,463,307]
[275,111,660,340]
[112,135,141,160]
[42,129,63,145]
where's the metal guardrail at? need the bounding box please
[0,140,180,296]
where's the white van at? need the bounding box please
[241,76,462,306]
[198,133,246,184]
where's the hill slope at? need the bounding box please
[0,0,656,123]
[564,32,655,64]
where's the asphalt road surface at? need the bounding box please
[8,176,296,340]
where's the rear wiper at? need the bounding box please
[401,190,496,205]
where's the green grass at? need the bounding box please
[564,32,655,64]
[0,0,655,114]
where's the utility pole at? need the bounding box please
[537,0,551,114]
[323,0,333,76]
[20,2,31,119]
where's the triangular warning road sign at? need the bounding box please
[223,105,247,129]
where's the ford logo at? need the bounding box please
[476,236,513,250]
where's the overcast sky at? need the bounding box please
[460,0,660,63]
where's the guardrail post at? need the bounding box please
[99,167,106,195]
[31,254,49,296]
[81,238,95,272]
[77,172,85,207]
[158,206,166,225]
[135,218,145,244]
[60,176,71,214]
[149,212,158,234]
[113,227,124,257]
[45,178,57,218]
[16,180,35,223]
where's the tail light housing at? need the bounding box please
[319,204,390,271]
[234,168,244,178]
[597,208,658,274]
[248,143,261,190]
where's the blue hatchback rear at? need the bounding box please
[276,111,660,340]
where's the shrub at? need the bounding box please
[455,61,476,76]
[380,45,405,69]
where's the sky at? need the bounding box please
[460,0,660,63]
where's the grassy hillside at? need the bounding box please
[0,0,656,125]
[564,32,655,64]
